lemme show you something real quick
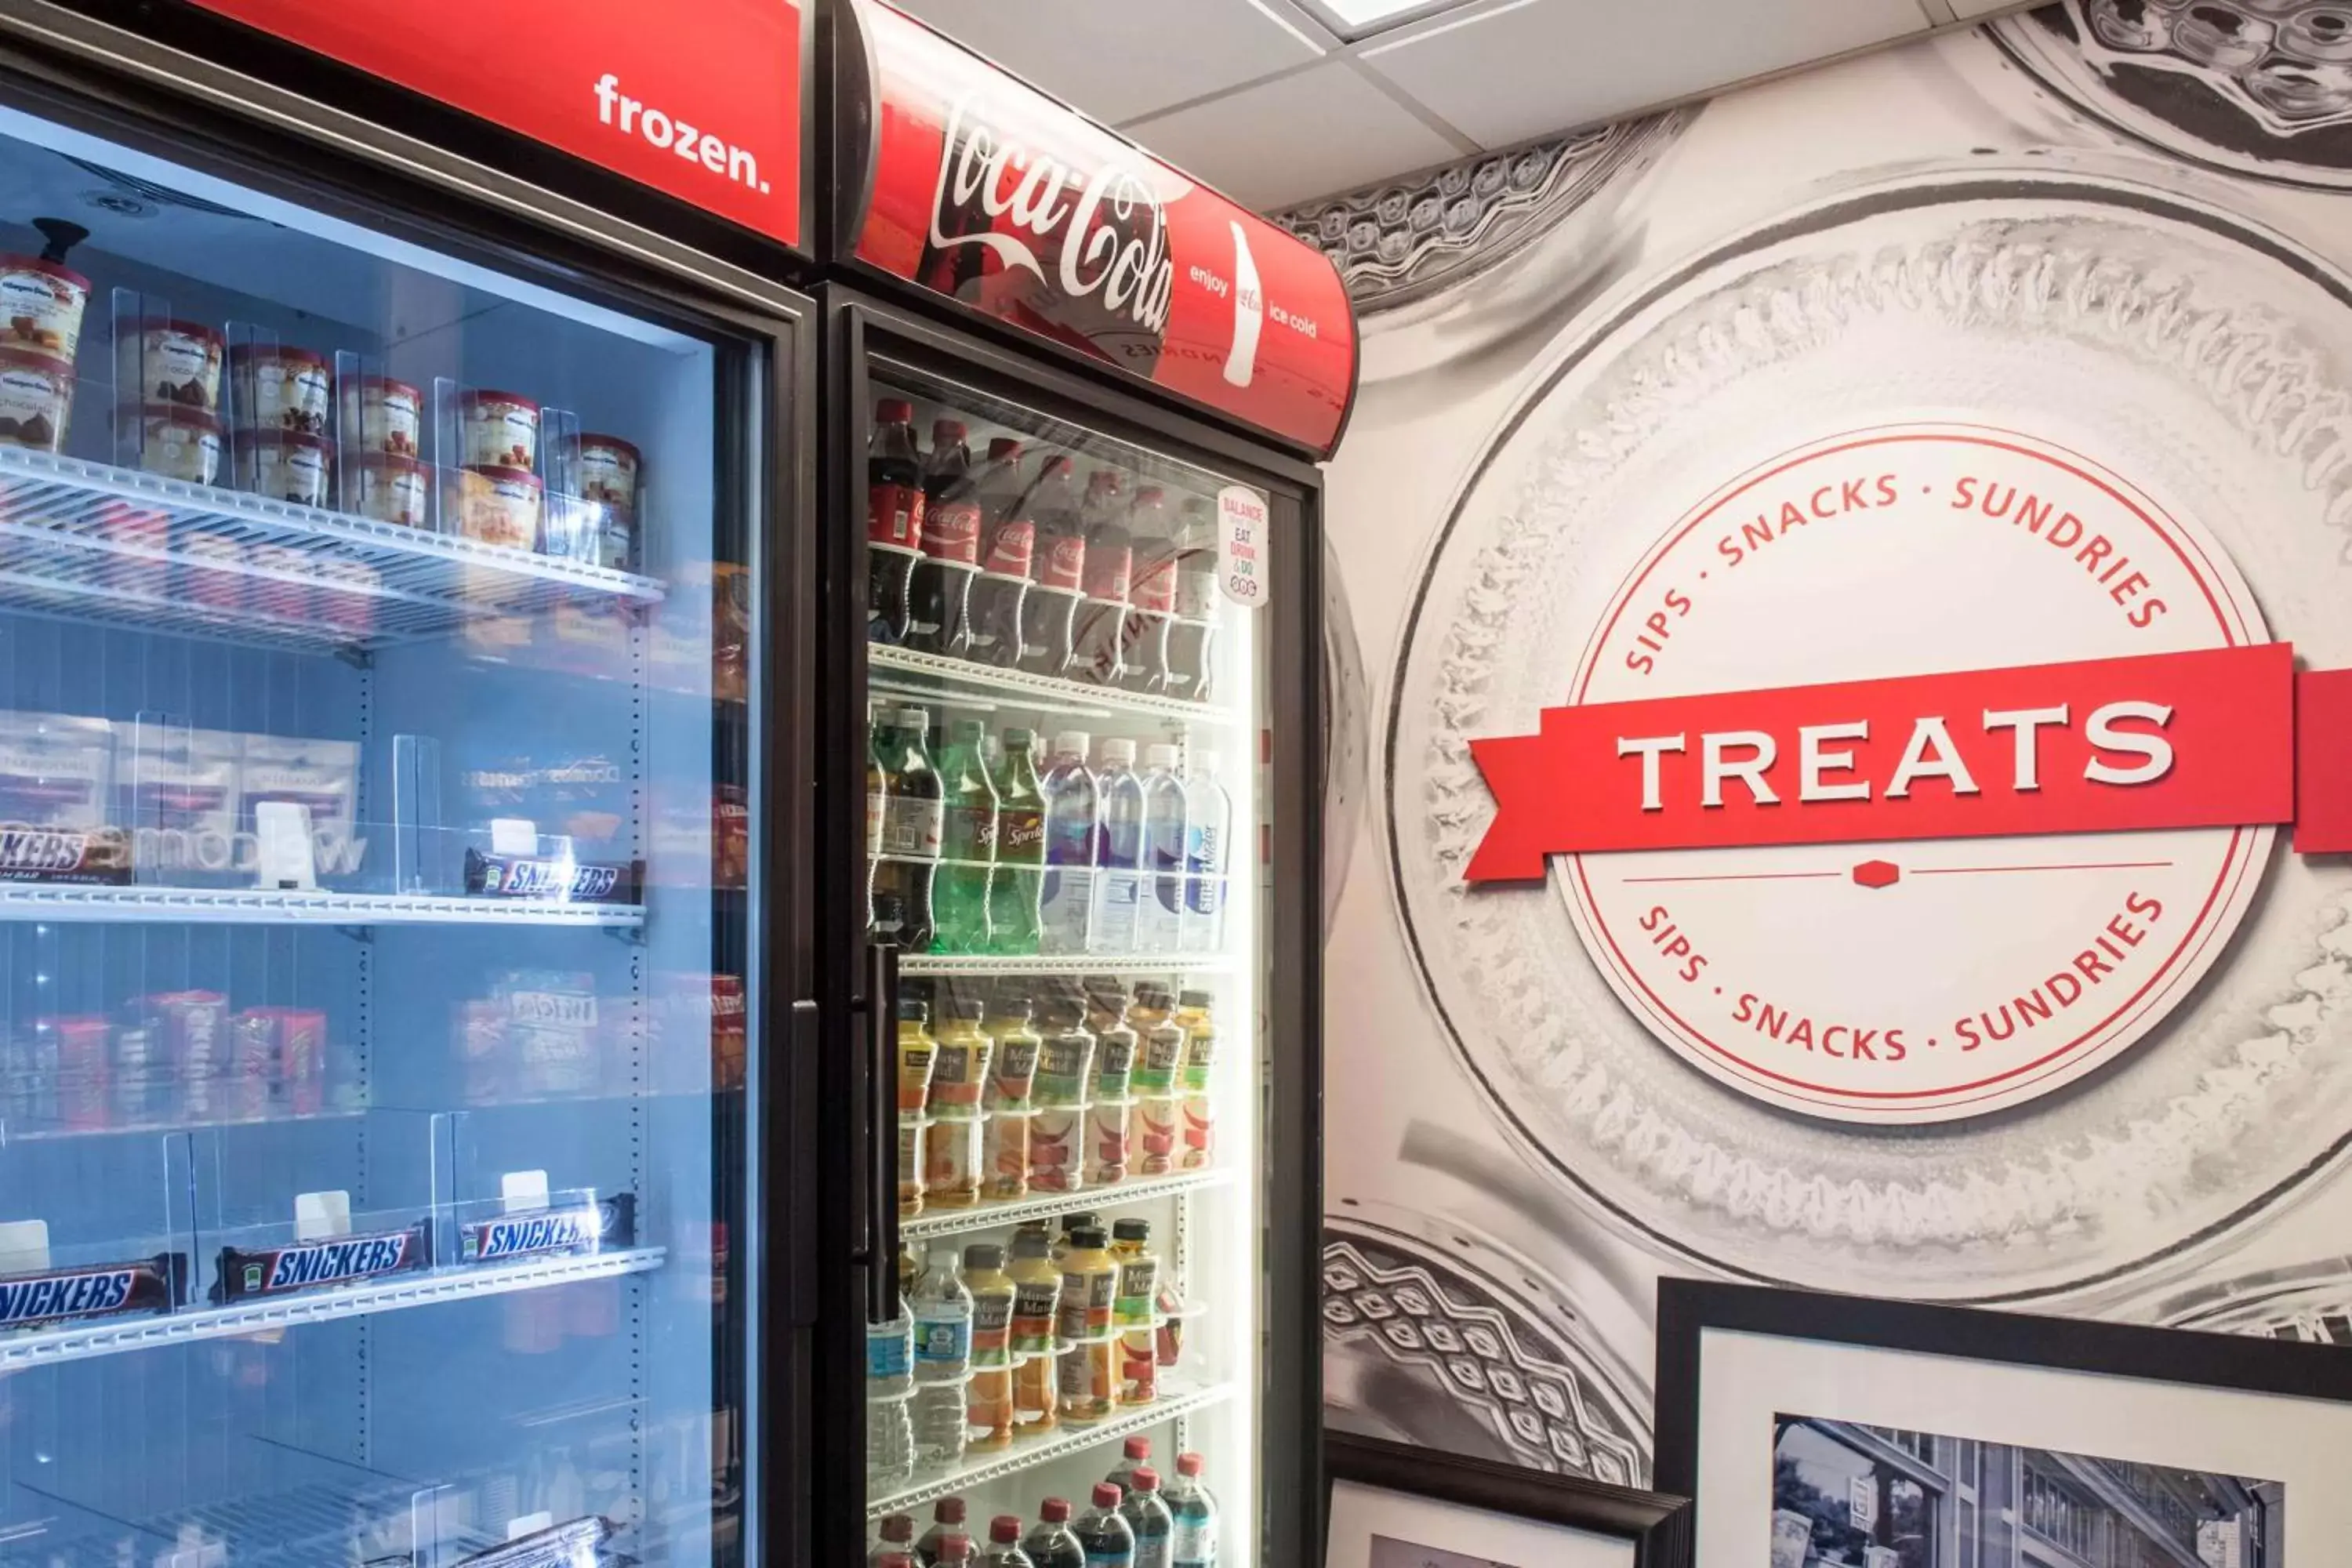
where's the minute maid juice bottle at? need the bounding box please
[1083,980,1138,1188]
[982,986,1041,1202]
[1128,983,1182,1178]
[1174,989,1218,1172]
[924,985,992,1209]
[1054,1224,1117,1426]
[1030,989,1095,1193]
[896,996,938,1217]
[1008,1226,1060,1439]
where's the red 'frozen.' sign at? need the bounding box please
[846,0,1358,456]
[184,0,805,248]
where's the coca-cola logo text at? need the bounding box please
[928,92,1174,339]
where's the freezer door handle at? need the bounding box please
[865,942,901,1323]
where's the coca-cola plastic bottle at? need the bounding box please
[1120,486,1176,695]
[1019,456,1087,679]
[967,438,1033,669]
[1166,496,1221,704]
[1069,470,1132,687]
[908,419,982,659]
[868,399,926,644]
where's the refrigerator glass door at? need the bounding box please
[859,356,1285,1566]
[0,89,774,1566]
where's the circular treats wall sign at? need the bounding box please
[1463,422,2307,1123]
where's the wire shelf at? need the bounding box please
[0,1246,665,1370]
[871,645,1239,727]
[0,883,646,927]
[901,1167,1233,1242]
[0,446,665,655]
[898,953,1241,978]
[868,1382,1234,1518]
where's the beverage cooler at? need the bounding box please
[813,9,1351,1568]
[0,2,815,1564]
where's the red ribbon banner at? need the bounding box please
[1463,643,2352,882]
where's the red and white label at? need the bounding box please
[1036,533,1086,593]
[982,519,1036,579]
[1466,424,2301,1123]
[190,0,804,248]
[923,500,982,564]
[849,0,1356,456]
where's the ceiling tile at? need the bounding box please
[884,0,1330,126]
[1124,61,1461,209]
[1360,0,1928,149]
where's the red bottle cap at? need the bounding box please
[1092,1483,1122,1508]
[1124,1437,1152,1461]
[877,397,914,423]
[878,1555,914,1568]
[880,1514,914,1542]
[935,1497,966,1523]
[988,437,1023,461]
[1041,455,1074,477]
[1040,1498,1072,1524]
[1177,1453,1204,1478]
[933,419,968,444]
[1130,1467,1160,1492]
[992,1516,1023,1544]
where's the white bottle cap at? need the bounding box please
[1054,731,1091,759]
[1101,738,1137,766]
[1145,743,1181,770]
[1195,751,1220,774]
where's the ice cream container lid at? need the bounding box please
[343,374,422,398]
[138,403,220,433]
[0,343,71,376]
[127,318,223,344]
[356,451,424,474]
[230,342,329,368]
[464,463,543,492]
[578,431,640,461]
[242,426,332,453]
[0,252,89,290]
[460,387,539,412]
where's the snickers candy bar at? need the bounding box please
[0,1252,183,1330]
[459,1193,635,1266]
[452,1514,612,1566]
[213,1217,430,1302]
[0,824,131,884]
[464,848,640,905]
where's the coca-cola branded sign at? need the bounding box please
[187,0,805,249]
[848,0,1357,456]
[1461,423,2352,1123]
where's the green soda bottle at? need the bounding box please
[931,718,999,954]
[989,727,1046,955]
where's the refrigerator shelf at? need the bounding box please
[866,1381,1236,1518]
[0,446,666,656]
[0,1245,665,1370]
[870,645,1239,727]
[2,1105,367,1145]
[0,883,647,928]
[898,953,1241,978]
[901,1167,1234,1241]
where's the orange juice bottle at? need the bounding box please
[895,996,938,1115]
[1128,983,1183,1178]
[1054,1224,1117,1425]
[1008,1228,1060,1438]
[1175,989,1218,1171]
[1111,1218,1161,1404]
[982,987,1042,1202]
[964,1242,1017,1450]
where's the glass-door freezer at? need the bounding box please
[825,297,1324,1568]
[0,62,800,1568]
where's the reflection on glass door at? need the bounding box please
[0,89,768,1566]
[858,365,1260,1568]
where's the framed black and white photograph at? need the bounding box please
[1326,1431,1690,1568]
[1655,1279,2352,1566]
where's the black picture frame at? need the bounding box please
[1654,1278,2352,1560]
[1327,1430,1693,1568]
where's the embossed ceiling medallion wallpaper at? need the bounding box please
[1303,0,2352,1488]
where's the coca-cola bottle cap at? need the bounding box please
[1124,1436,1152,1461]
[935,1497,966,1523]
[1134,485,1166,506]
[877,397,913,423]
[991,1515,1023,1544]
[1131,1467,1160,1492]
[1041,455,1075,477]
[880,1515,914,1543]
[988,437,1023,461]
[1040,1497,1072,1523]
[1177,1452,1204,1478]
[933,419,968,444]
[1092,1483,1123,1508]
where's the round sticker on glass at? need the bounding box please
[1217,484,1268,609]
